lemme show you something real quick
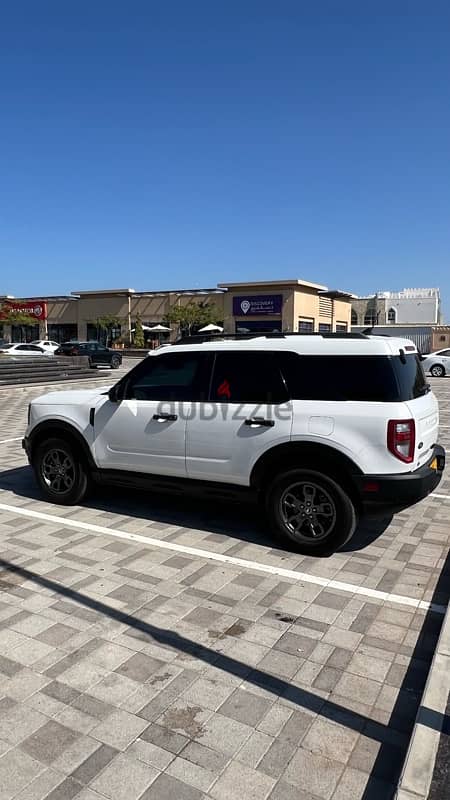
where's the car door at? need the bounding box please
[438,349,450,368]
[93,350,212,475]
[95,344,111,365]
[85,343,99,364]
[185,350,293,485]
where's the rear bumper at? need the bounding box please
[355,445,445,514]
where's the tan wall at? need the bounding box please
[432,329,450,350]
[333,299,352,329]
[294,288,320,329]
[223,285,293,333]
[74,291,226,341]
[295,292,351,332]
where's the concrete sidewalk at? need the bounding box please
[396,583,450,800]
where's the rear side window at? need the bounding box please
[280,353,428,402]
[210,352,288,403]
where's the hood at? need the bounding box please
[32,386,113,405]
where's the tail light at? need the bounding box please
[387,419,415,463]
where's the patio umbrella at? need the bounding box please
[198,323,224,332]
[148,324,171,332]
[130,325,152,332]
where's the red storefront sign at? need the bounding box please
[0,301,47,321]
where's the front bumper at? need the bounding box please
[22,437,31,462]
[354,445,445,514]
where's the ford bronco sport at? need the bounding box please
[23,333,445,554]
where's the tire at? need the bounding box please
[32,437,90,505]
[265,468,357,554]
[111,356,121,369]
[430,364,445,377]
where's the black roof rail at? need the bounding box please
[174,332,369,345]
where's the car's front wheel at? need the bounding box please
[265,469,357,554]
[430,364,445,377]
[111,355,121,369]
[32,437,90,505]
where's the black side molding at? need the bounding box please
[89,408,95,426]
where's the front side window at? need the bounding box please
[124,352,211,402]
[210,352,288,404]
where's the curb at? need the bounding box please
[395,597,450,799]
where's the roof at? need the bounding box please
[217,279,328,290]
[72,289,135,296]
[161,334,418,358]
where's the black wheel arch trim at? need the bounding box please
[250,442,363,492]
[27,421,96,470]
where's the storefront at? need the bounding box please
[1,279,352,343]
[0,300,47,343]
[218,280,352,334]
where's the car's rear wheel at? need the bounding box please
[33,437,90,505]
[430,364,445,377]
[111,355,121,369]
[265,469,357,554]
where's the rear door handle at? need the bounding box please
[153,413,178,422]
[244,417,274,428]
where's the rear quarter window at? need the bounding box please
[280,353,428,402]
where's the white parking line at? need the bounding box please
[431,493,450,500]
[0,500,446,615]
[0,438,23,445]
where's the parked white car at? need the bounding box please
[0,343,52,356]
[31,340,60,353]
[421,348,450,378]
[24,332,445,554]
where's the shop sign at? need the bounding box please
[232,294,282,316]
[1,301,47,321]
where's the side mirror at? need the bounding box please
[109,385,120,403]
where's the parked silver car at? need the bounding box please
[421,348,450,377]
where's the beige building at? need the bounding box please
[1,278,352,343]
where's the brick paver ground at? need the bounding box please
[0,370,449,800]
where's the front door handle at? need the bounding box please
[153,413,178,422]
[244,417,274,428]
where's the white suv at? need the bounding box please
[23,333,445,554]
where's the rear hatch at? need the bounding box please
[405,392,439,469]
[389,350,439,469]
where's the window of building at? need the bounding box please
[351,309,357,326]
[298,318,314,333]
[210,352,288,404]
[440,335,447,342]
[363,313,377,326]
[387,307,397,324]
[336,323,348,332]
[234,320,282,333]
[48,324,78,343]
[11,324,40,343]
[318,323,332,333]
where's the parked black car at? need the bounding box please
[55,341,122,369]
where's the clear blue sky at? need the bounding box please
[1,1,449,316]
